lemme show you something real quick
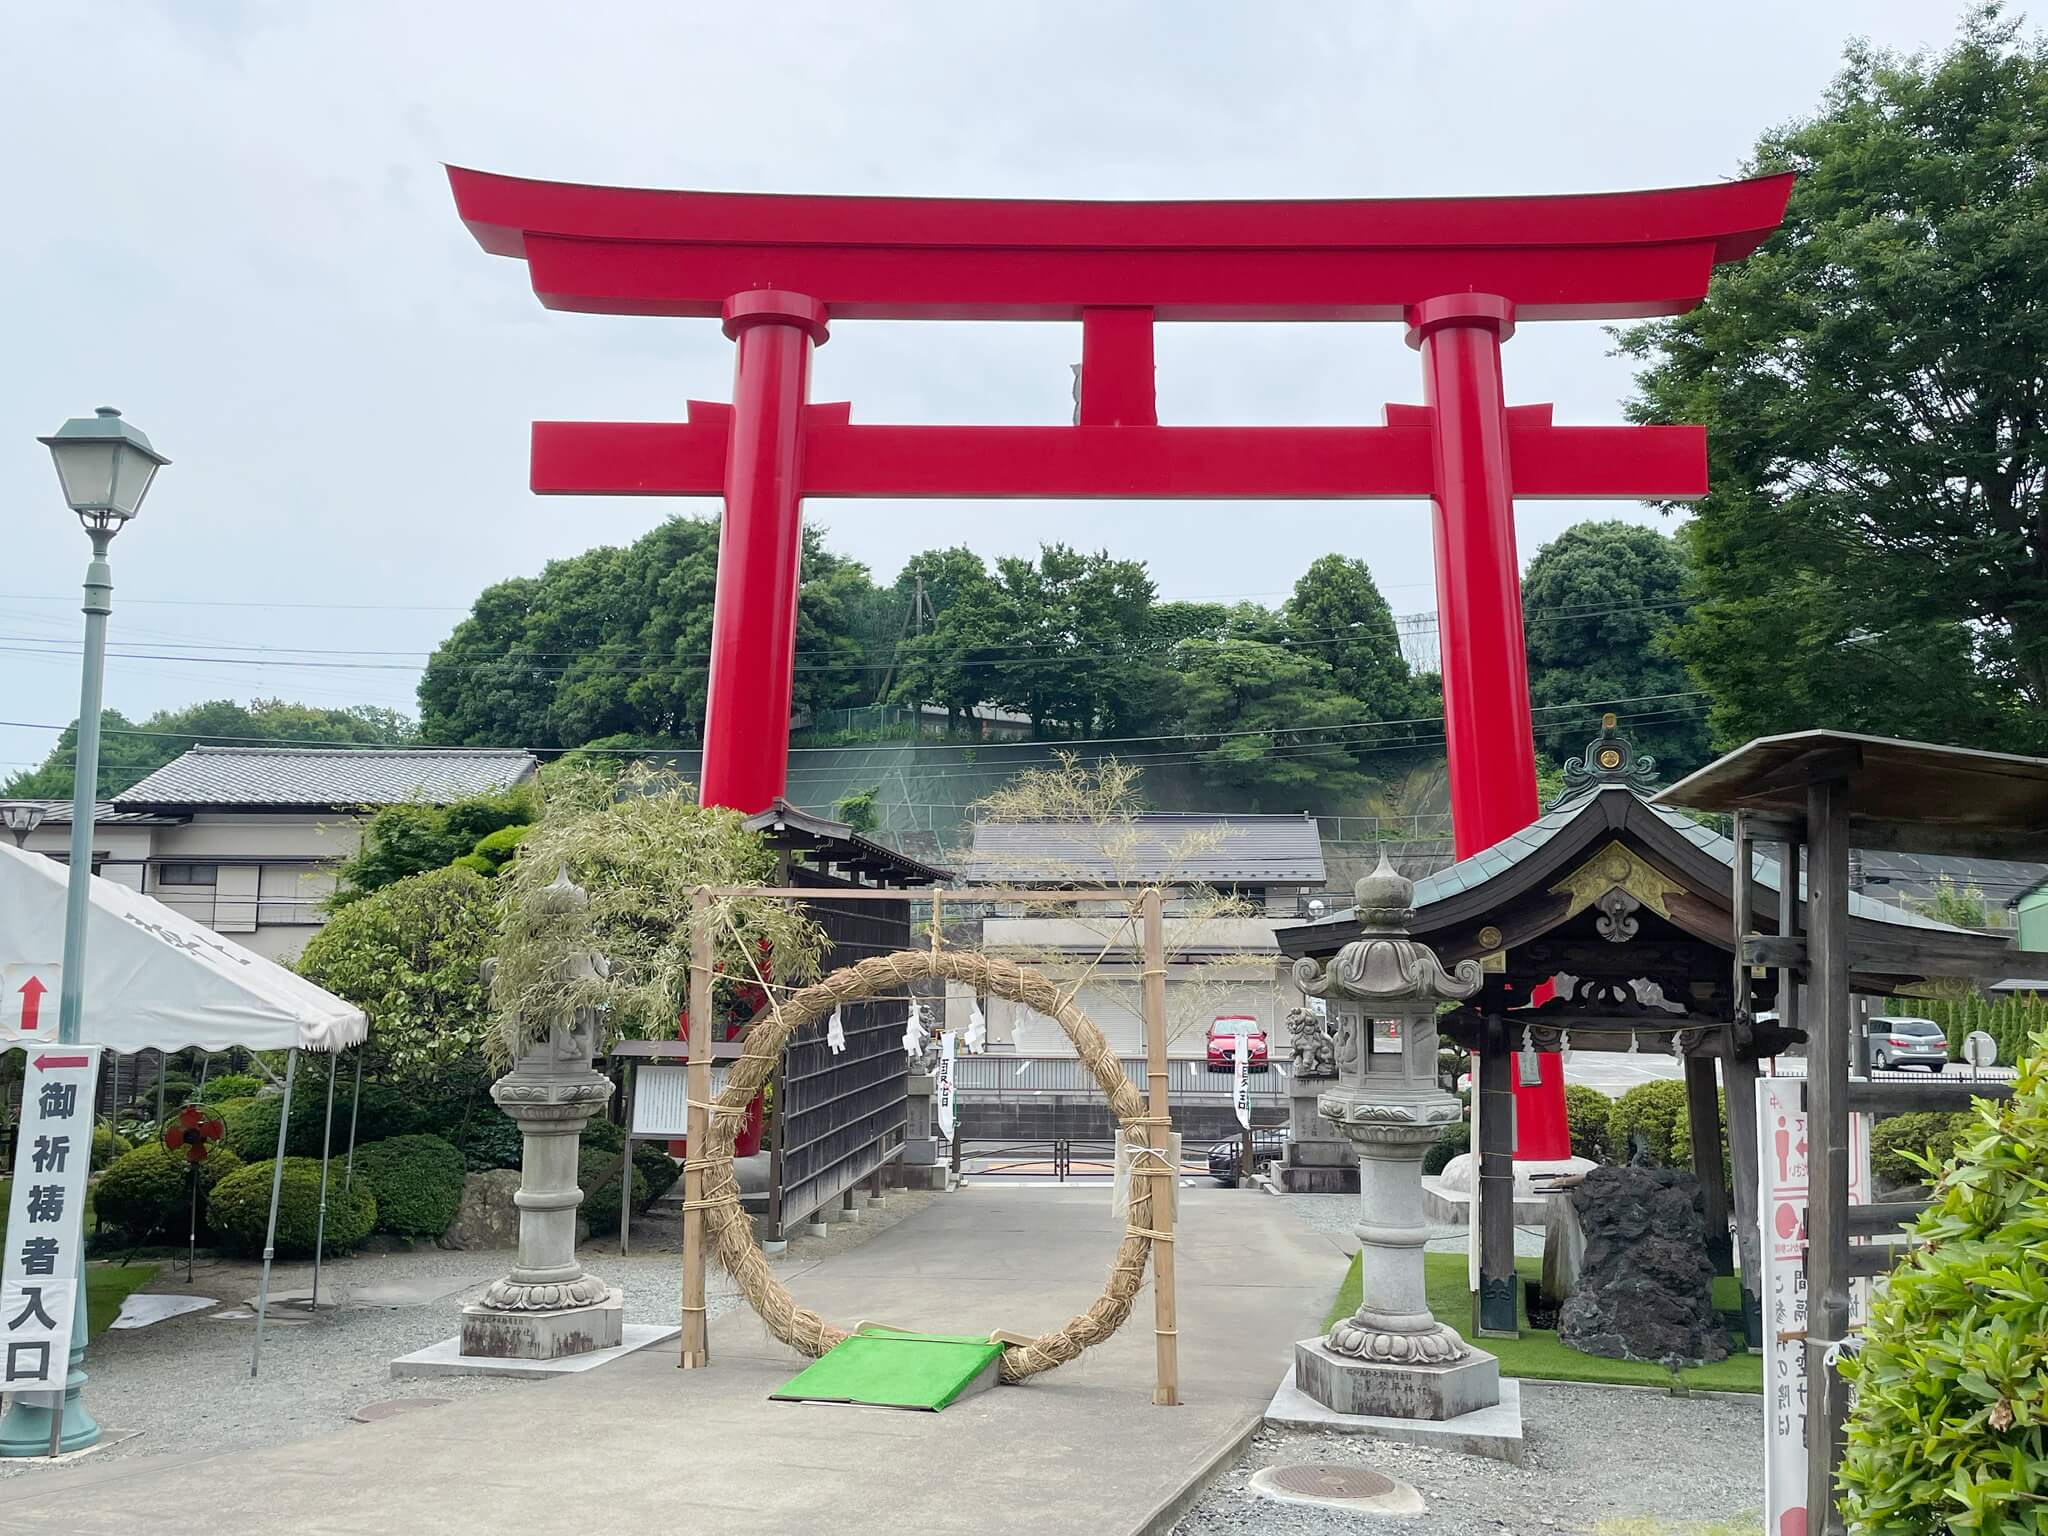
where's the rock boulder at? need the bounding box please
[1554,1165,1728,1368]
[437,1169,522,1251]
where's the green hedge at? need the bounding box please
[1886,992,2047,1069]
[1869,1111,1974,1187]
[220,1079,423,1161]
[207,1157,376,1259]
[1423,1118,1470,1175]
[94,1143,245,1242]
[634,1142,679,1204]
[1563,1085,1614,1164]
[1607,1079,1689,1166]
[351,1135,468,1240]
[91,1124,132,1171]
[198,1072,265,1101]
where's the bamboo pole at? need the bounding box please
[679,887,714,1369]
[1140,887,1180,1406]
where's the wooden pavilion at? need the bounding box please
[1276,718,2012,1339]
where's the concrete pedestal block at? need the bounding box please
[1279,1162,1359,1194]
[460,1288,624,1361]
[1294,1337,1499,1422]
[902,1136,939,1167]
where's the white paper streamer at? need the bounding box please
[825,1007,846,1055]
[966,1002,987,1055]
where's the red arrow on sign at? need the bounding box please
[17,975,45,1033]
[33,1054,88,1070]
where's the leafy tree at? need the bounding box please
[418,517,878,748]
[887,548,1017,732]
[1285,555,1417,721]
[296,865,499,1090]
[5,698,415,799]
[1622,10,2048,753]
[988,545,1157,735]
[832,786,881,834]
[1521,522,1712,777]
[1172,630,1368,806]
[331,786,537,902]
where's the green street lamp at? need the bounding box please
[0,408,166,1458]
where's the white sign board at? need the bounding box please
[1963,1030,1998,1070]
[1232,1032,1251,1130]
[936,1031,957,1140]
[630,1063,692,1139]
[0,964,60,1038]
[1,1045,102,1393]
[1758,1078,1870,1536]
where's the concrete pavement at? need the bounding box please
[0,1184,1345,1536]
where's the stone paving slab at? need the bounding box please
[0,1185,1343,1536]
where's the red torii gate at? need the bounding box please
[448,168,1792,1161]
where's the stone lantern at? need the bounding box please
[1289,855,1499,1422]
[459,869,622,1361]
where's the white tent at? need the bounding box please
[0,842,368,1373]
[0,842,364,1053]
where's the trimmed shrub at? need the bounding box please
[581,1118,625,1154]
[1869,1110,1974,1188]
[1563,1084,1614,1164]
[1423,1118,1471,1176]
[577,1147,647,1237]
[351,1134,467,1240]
[220,1078,422,1161]
[1671,1088,1731,1186]
[633,1141,680,1204]
[91,1124,132,1171]
[198,1072,265,1102]
[1840,1035,2048,1527]
[208,1157,376,1258]
[451,1105,525,1171]
[1607,1079,1688,1166]
[155,1076,197,1110]
[94,1143,246,1242]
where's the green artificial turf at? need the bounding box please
[1324,1251,1762,1393]
[86,1263,159,1339]
[772,1327,1005,1411]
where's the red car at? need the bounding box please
[1205,1016,1268,1070]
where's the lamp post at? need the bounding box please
[0,408,166,1458]
[0,803,47,849]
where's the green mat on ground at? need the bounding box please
[771,1327,1006,1412]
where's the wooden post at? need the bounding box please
[1140,887,1180,1406]
[1804,778,1852,1536]
[1474,1014,1519,1337]
[1722,1049,1764,1349]
[679,888,714,1369]
[1684,1052,1733,1273]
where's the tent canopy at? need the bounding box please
[0,843,365,1054]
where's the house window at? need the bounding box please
[158,863,218,886]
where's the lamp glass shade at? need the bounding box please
[40,408,167,521]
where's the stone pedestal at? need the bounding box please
[459,908,619,1362]
[1294,1336,1501,1421]
[1278,1076,1356,1193]
[902,1071,937,1164]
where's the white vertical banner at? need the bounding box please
[936,1031,957,1140]
[1,1045,103,1394]
[1758,1077,1869,1536]
[1232,1031,1251,1130]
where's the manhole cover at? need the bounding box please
[351,1397,450,1424]
[1250,1463,1424,1517]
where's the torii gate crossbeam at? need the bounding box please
[449,167,1793,1171]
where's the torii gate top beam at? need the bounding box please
[447,167,1794,323]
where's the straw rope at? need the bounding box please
[696,946,1160,1382]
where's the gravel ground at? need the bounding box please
[1173,1383,1763,1536]
[2,1188,933,1481]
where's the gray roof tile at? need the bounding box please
[113,747,538,809]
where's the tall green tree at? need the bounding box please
[418,516,880,747]
[1284,555,1417,720]
[1521,522,1712,776]
[986,545,1157,735]
[885,548,1017,731]
[4,698,415,800]
[1173,625,1369,807]
[1622,8,2048,752]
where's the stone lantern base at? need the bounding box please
[460,1288,625,1361]
[1293,1336,1500,1421]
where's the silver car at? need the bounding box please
[1868,1016,1948,1072]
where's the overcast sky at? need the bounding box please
[0,1,1990,784]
